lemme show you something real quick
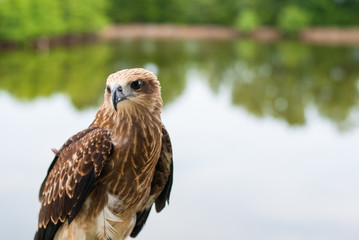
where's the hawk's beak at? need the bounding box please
[112,85,126,112]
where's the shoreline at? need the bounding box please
[102,24,359,45]
[300,28,359,45]
[1,24,359,50]
[101,24,281,42]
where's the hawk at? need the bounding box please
[34,68,173,240]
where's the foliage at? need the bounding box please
[1,0,359,43]
[107,0,239,25]
[0,0,35,42]
[234,9,261,33]
[278,5,311,35]
[106,0,359,28]
[105,0,359,36]
[0,0,107,43]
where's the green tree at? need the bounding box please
[234,9,261,33]
[0,0,34,42]
[0,0,107,43]
[277,5,311,35]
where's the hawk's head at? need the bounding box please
[103,68,162,113]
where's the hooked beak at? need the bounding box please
[112,85,126,111]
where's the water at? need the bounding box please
[0,40,359,239]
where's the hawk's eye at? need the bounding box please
[106,86,111,93]
[131,80,142,90]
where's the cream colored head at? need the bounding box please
[103,68,162,113]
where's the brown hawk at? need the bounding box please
[34,68,173,240]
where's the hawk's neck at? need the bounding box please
[91,105,163,210]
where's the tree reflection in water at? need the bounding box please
[0,39,358,129]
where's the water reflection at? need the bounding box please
[1,40,359,128]
[1,40,359,240]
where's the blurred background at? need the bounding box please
[1,0,359,239]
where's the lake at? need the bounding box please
[0,39,359,239]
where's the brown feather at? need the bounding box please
[38,127,112,228]
[130,125,173,237]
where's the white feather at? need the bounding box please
[96,193,123,240]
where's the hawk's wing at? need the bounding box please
[130,125,173,238]
[34,127,113,240]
